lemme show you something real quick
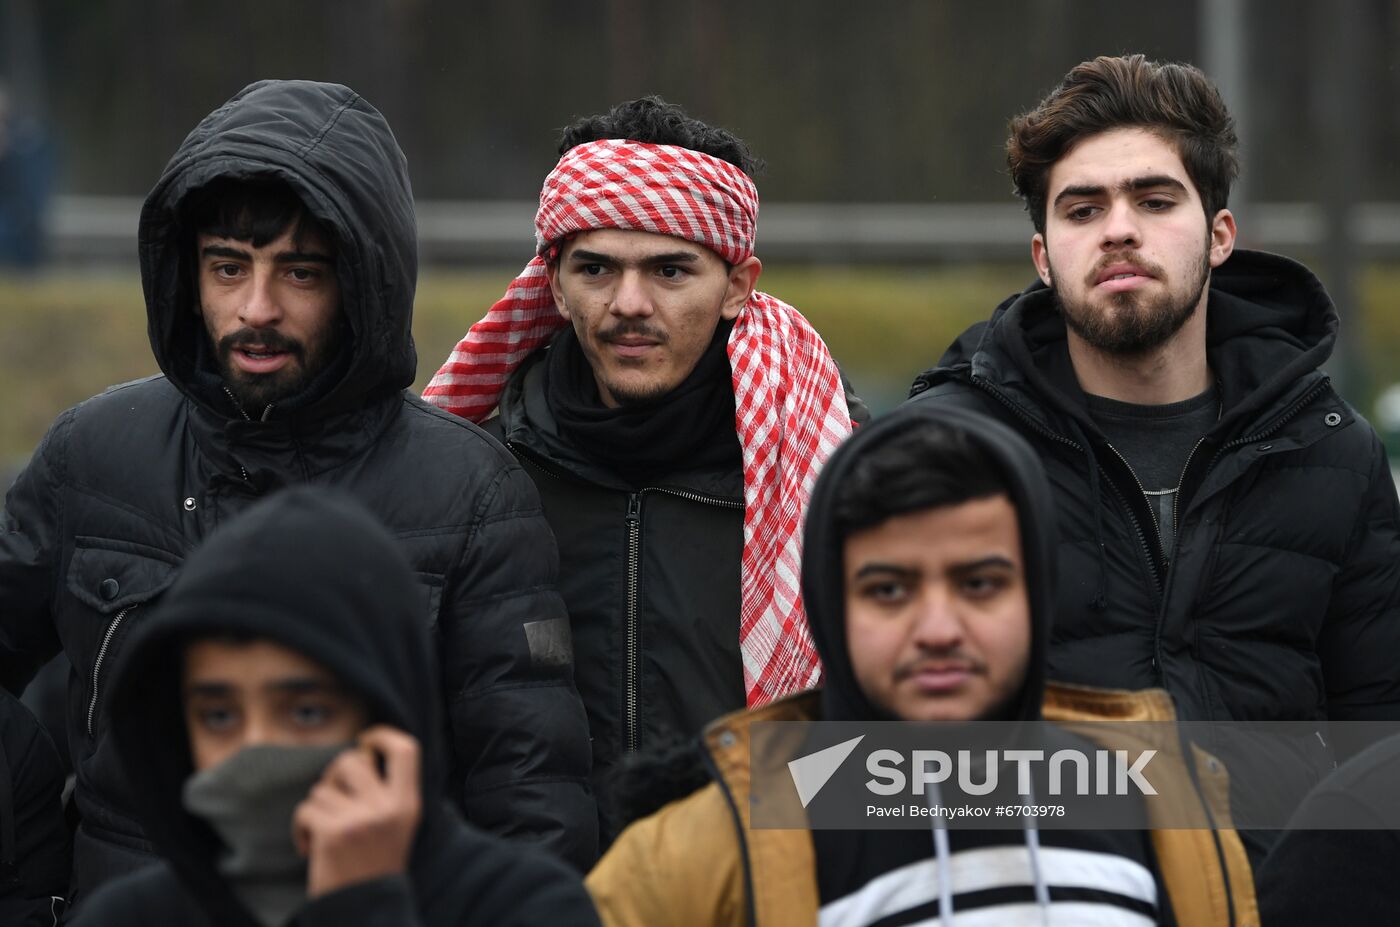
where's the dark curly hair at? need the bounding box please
[558,96,764,178]
[1007,55,1239,235]
[833,421,1010,540]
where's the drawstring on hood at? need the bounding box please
[106,488,447,927]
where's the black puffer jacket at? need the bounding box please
[908,249,1400,731]
[489,349,745,837]
[0,80,595,897]
[73,488,601,927]
[0,689,69,926]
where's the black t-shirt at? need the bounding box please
[1086,386,1218,558]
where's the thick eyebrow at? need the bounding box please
[199,244,333,264]
[853,563,920,581]
[948,555,1018,576]
[852,556,1016,582]
[566,248,702,266]
[1052,174,1189,209]
[201,244,251,262]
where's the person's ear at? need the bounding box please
[1031,233,1052,287]
[546,261,570,321]
[721,256,762,321]
[1208,208,1236,269]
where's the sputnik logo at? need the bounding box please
[787,735,866,808]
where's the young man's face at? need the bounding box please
[183,638,368,771]
[1031,126,1236,356]
[546,228,760,407]
[844,494,1030,722]
[197,221,342,411]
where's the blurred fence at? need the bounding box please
[47,196,1400,266]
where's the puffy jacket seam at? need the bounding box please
[400,398,521,468]
[393,525,474,539]
[1259,461,1369,478]
[295,93,360,160]
[64,482,188,553]
[1211,539,1338,564]
[451,677,577,703]
[454,584,554,608]
[460,468,509,555]
[477,507,549,527]
[462,774,590,795]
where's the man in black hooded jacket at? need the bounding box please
[0,79,595,898]
[908,56,1400,839]
[73,487,601,927]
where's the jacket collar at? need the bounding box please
[924,249,1339,449]
[497,344,744,500]
[186,388,401,484]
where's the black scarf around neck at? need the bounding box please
[545,321,741,485]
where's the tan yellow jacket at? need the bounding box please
[587,684,1259,927]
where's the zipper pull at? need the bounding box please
[625,493,642,524]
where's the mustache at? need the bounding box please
[598,322,669,345]
[218,327,304,358]
[1085,251,1168,286]
[892,651,988,682]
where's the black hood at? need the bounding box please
[139,79,418,420]
[915,249,1337,440]
[106,487,444,926]
[800,403,1058,723]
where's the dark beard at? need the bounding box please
[1053,248,1210,356]
[216,327,318,412]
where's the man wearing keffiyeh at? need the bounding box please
[424,98,862,841]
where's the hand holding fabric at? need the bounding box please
[293,726,423,899]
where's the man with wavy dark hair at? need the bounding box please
[425,97,862,843]
[909,54,1400,867]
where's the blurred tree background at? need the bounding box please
[4,0,1400,467]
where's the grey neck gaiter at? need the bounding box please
[183,743,348,927]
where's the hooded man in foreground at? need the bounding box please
[73,487,601,927]
[586,403,1256,926]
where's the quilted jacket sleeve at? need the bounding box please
[439,461,598,870]
[0,412,68,695]
[1319,428,1400,734]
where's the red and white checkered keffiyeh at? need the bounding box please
[423,139,852,705]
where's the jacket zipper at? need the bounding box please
[970,376,1164,597]
[221,387,254,483]
[510,436,643,743]
[622,487,743,755]
[624,494,643,753]
[1102,441,1165,587]
[507,441,746,754]
[88,606,135,737]
[1169,435,1210,560]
